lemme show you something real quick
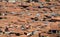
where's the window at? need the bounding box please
[57,31,60,34]
[15,33,20,36]
[0,17,3,19]
[26,0,38,2]
[32,0,38,2]
[48,30,60,34]
[24,32,27,35]
[31,17,39,21]
[48,30,54,34]
[45,0,50,2]
[52,30,57,33]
